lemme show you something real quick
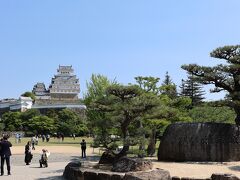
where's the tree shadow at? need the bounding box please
[30,167,42,168]
[229,166,240,171]
[36,175,64,180]
[70,155,100,162]
[152,159,228,165]
[49,142,80,145]
[36,169,65,180]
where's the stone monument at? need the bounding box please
[158,122,240,162]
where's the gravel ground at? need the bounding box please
[1,150,240,179]
[0,153,99,180]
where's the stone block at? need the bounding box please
[172,176,180,180]
[83,171,98,180]
[123,169,171,180]
[158,123,240,162]
[112,157,153,172]
[211,173,240,180]
[111,174,124,180]
[98,172,112,180]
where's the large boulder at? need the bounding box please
[211,173,240,180]
[63,161,125,180]
[112,157,153,172]
[63,162,81,180]
[158,122,240,161]
[99,151,116,164]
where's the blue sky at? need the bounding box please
[0,0,240,100]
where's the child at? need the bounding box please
[39,149,50,168]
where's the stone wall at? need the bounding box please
[63,162,240,180]
[158,122,240,162]
[63,162,171,180]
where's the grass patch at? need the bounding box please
[8,137,94,147]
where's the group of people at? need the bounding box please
[24,141,50,168]
[0,135,88,176]
[0,135,50,176]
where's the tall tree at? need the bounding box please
[135,76,191,156]
[91,84,159,159]
[20,109,40,131]
[28,116,56,134]
[182,45,240,125]
[83,74,117,137]
[135,76,161,156]
[84,74,117,105]
[189,105,235,124]
[180,72,205,107]
[160,72,177,98]
[135,76,160,94]
[58,109,87,136]
[1,112,22,131]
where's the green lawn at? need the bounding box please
[8,137,94,147]
[8,137,159,157]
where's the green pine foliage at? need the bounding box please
[160,72,178,99]
[182,45,240,125]
[180,72,205,107]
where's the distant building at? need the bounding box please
[49,65,80,100]
[0,97,33,115]
[32,82,50,100]
[0,65,86,116]
[33,65,80,100]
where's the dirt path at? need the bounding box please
[153,161,240,178]
[6,146,240,179]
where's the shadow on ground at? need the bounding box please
[70,155,100,162]
[36,169,65,180]
[229,166,240,171]
[151,159,228,165]
[48,142,81,145]
[36,175,64,180]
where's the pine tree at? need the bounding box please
[182,45,240,125]
[180,72,205,107]
[161,71,177,98]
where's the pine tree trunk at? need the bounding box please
[138,121,145,158]
[116,145,129,159]
[233,105,240,126]
[147,128,156,156]
[116,129,129,159]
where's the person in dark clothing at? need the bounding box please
[80,139,86,158]
[24,141,32,165]
[0,136,12,176]
[39,149,50,168]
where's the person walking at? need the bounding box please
[35,135,39,145]
[18,133,22,143]
[31,136,36,150]
[24,141,32,165]
[46,134,50,142]
[42,134,46,142]
[15,133,19,144]
[80,139,86,158]
[0,135,12,176]
[61,133,64,142]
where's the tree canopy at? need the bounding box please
[182,45,240,124]
[21,91,36,101]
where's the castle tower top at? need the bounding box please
[57,65,74,75]
[49,65,80,100]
